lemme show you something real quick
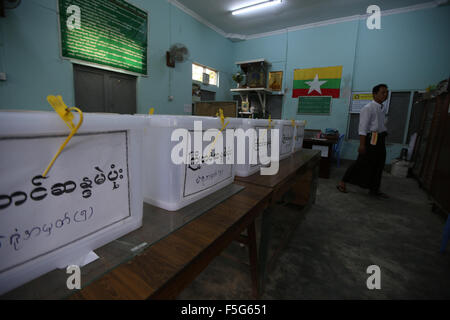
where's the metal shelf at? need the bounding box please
[235,58,271,66]
[230,87,284,95]
[231,88,284,117]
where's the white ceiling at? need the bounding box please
[171,0,446,38]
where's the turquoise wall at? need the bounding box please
[0,0,75,111]
[167,3,234,110]
[232,5,450,163]
[1,2,449,162]
[233,20,358,138]
[0,0,234,114]
[347,6,450,161]
[353,7,450,91]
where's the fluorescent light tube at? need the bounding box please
[232,0,282,15]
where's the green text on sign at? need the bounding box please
[59,0,148,75]
[297,96,332,115]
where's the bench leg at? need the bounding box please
[247,221,259,299]
[440,216,450,253]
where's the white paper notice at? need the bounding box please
[350,92,390,114]
[312,144,329,157]
[295,128,304,149]
[184,104,192,113]
[57,250,99,269]
[0,131,130,275]
[281,125,294,156]
[183,131,233,197]
[255,126,273,167]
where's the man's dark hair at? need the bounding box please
[373,84,388,95]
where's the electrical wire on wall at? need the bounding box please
[349,18,361,97]
[345,18,362,141]
[0,16,5,75]
[282,28,289,119]
[168,1,173,102]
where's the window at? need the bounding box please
[192,63,218,86]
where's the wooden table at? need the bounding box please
[3,150,320,300]
[235,149,320,204]
[69,183,272,300]
[235,149,321,292]
[70,149,320,299]
[303,138,336,178]
[69,150,320,299]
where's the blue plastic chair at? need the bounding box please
[440,216,450,253]
[333,134,345,168]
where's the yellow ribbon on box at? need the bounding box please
[258,115,272,144]
[43,95,83,177]
[291,119,296,140]
[206,108,229,162]
[215,108,230,132]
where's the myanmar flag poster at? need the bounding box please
[292,66,343,98]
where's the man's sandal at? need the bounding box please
[369,191,390,199]
[336,185,348,193]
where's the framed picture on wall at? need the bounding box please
[268,71,283,91]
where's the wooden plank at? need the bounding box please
[430,93,450,213]
[70,183,272,300]
[70,149,320,300]
[235,149,320,295]
[151,197,270,299]
[235,149,320,189]
[291,170,313,206]
[194,101,237,118]
[247,222,259,299]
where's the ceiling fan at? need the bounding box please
[1,0,21,17]
[166,43,190,68]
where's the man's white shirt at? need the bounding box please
[358,100,388,136]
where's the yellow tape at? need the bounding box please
[258,115,272,144]
[43,96,83,177]
[47,95,75,130]
[205,108,229,163]
[218,108,229,132]
[291,120,296,140]
[148,107,155,115]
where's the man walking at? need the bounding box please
[337,84,389,198]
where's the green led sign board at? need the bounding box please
[59,0,148,75]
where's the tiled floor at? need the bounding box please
[178,160,450,299]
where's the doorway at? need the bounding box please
[73,64,137,114]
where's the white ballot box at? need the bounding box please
[293,120,306,152]
[273,120,295,160]
[0,111,145,295]
[234,118,274,177]
[139,115,237,211]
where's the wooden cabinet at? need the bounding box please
[411,79,450,213]
[302,138,336,179]
[430,93,450,213]
[193,101,237,117]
